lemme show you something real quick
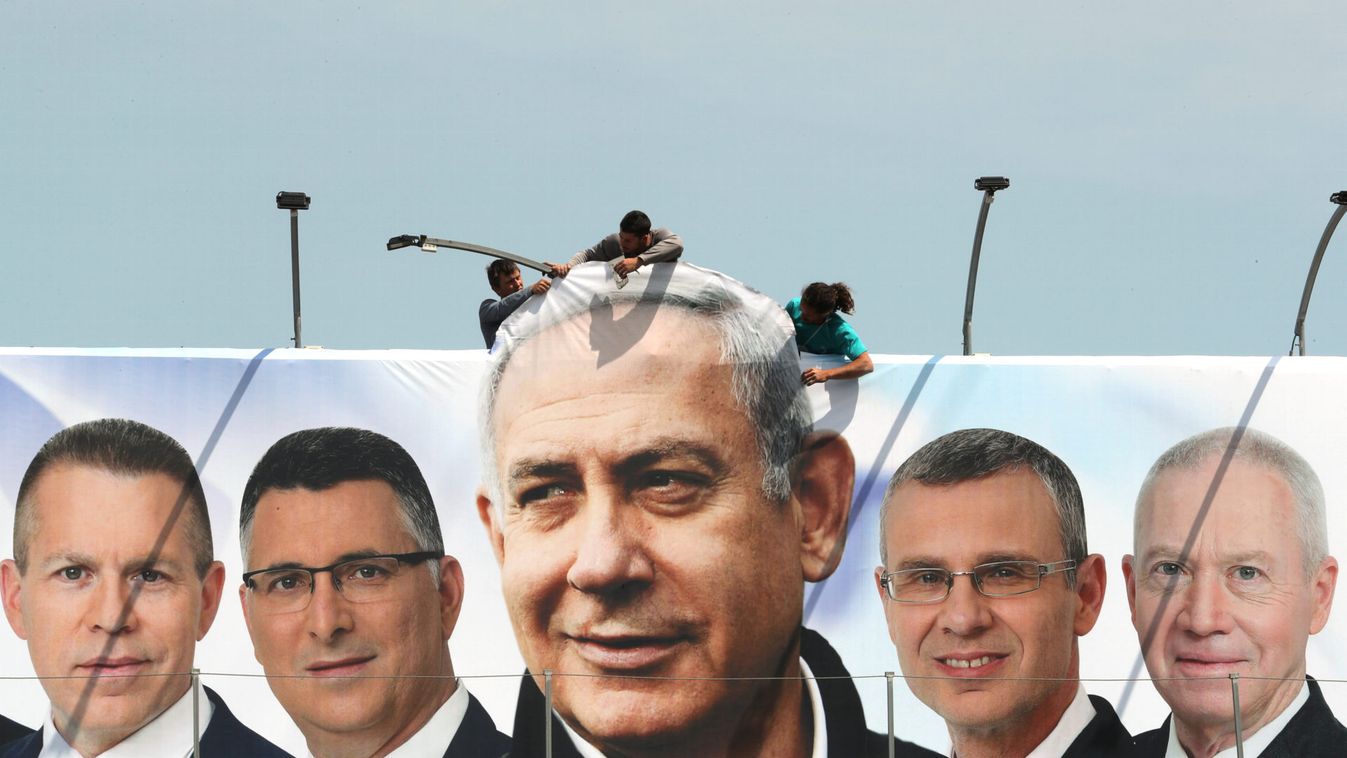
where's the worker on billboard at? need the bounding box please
[876,428,1131,757]
[0,419,285,757]
[785,282,873,385]
[480,259,552,349]
[1124,427,1344,756]
[546,210,683,279]
[239,427,509,758]
[476,261,934,757]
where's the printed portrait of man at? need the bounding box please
[0,418,285,757]
[1124,427,1343,756]
[876,428,1130,758]
[476,261,934,757]
[239,427,509,758]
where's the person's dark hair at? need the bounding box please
[880,428,1087,580]
[486,259,519,289]
[239,427,444,563]
[14,418,213,577]
[801,282,855,315]
[619,210,652,237]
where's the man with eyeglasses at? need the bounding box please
[1123,427,1343,757]
[0,418,285,757]
[239,427,509,758]
[875,428,1130,757]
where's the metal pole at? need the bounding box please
[1230,673,1244,758]
[886,671,895,758]
[1290,201,1347,356]
[544,670,553,758]
[963,192,994,356]
[290,208,303,348]
[191,667,201,758]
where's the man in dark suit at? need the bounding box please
[240,427,510,758]
[477,262,934,757]
[1125,428,1344,756]
[0,716,31,748]
[0,419,286,757]
[876,429,1133,757]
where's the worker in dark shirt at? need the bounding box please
[479,259,550,348]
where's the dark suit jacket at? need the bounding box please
[507,627,936,757]
[1061,695,1135,758]
[1133,676,1347,757]
[0,716,31,750]
[0,686,290,757]
[446,692,511,758]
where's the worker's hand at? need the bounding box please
[802,367,831,386]
[613,257,641,276]
[547,262,571,278]
[530,278,552,296]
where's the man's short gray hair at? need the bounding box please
[1134,426,1328,576]
[880,428,1088,576]
[478,261,812,507]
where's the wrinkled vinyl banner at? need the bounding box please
[0,264,1344,755]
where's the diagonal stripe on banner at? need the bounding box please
[804,355,941,625]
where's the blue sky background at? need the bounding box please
[3,2,1346,355]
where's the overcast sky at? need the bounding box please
[3,2,1345,355]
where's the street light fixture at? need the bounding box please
[963,176,1010,356]
[1289,191,1347,356]
[386,234,555,275]
[277,191,311,348]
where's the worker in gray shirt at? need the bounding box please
[548,209,683,278]
[479,259,550,348]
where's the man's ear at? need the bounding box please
[1309,556,1338,635]
[1121,554,1138,627]
[1,560,28,640]
[438,556,466,640]
[477,488,506,567]
[1072,553,1107,636]
[794,431,855,582]
[196,561,227,640]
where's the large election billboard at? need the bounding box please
[0,262,1343,756]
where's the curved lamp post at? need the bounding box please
[1290,191,1347,356]
[387,234,555,275]
[963,176,1009,356]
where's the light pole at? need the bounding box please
[386,234,555,274]
[277,191,311,348]
[1290,191,1347,356]
[963,176,1009,356]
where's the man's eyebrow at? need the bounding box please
[975,552,1041,565]
[36,551,98,572]
[616,440,729,477]
[1140,545,1184,563]
[254,549,387,572]
[124,554,190,574]
[894,556,950,570]
[507,460,577,488]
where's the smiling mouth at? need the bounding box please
[940,655,996,669]
[306,656,375,676]
[77,658,149,675]
[570,635,688,671]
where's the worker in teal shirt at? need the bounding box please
[784,281,874,385]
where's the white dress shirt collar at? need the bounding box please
[39,685,214,758]
[1165,680,1308,758]
[1024,685,1096,758]
[563,656,829,757]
